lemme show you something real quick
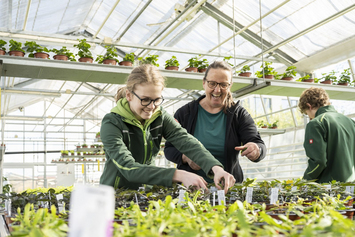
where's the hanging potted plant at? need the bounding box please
[319,70,337,84]
[185,56,199,72]
[139,54,159,67]
[237,65,252,77]
[51,46,76,61]
[119,52,135,66]
[24,41,50,59]
[74,39,93,63]
[197,57,209,73]
[255,62,277,79]
[337,68,351,86]
[0,40,7,55]
[296,74,314,83]
[9,39,25,57]
[280,66,297,81]
[95,45,119,65]
[165,56,179,70]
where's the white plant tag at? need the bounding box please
[178,190,186,204]
[68,184,115,237]
[291,187,297,191]
[213,192,215,206]
[56,194,64,202]
[217,190,226,205]
[246,187,253,203]
[270,188,279,204]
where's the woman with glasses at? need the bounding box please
[165,61,266,183]
[100,64,235,193]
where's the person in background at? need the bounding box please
[99,64,235,193]
[164,61,266,183]
[298,87,355,183]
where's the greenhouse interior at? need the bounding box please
[1,0,355,236]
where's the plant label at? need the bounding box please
[270,188,279,204]
[56,194,64,202]
[217,190,226,205]
[68,184,115,237]
[178,190,186,204]
[213,192,215,206]
[346,186,354,194]
[291,187,297,191]
[246,187,253,203]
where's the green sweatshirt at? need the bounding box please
[303,105,355,183]
[99,98,223,189]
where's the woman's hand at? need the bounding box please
[182,154,201,170]
[235,142,260,161]
[211,166,236,194]
[172,170,207,190]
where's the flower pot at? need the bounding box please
[281,77,293,81]
[198,68,207,73]
[119,61,133,66]
[34,52,49,59]
[103,59,117,65]
[165,66,179,71]
[271,126,277,129]
[302,79,314,83]
[0,49,5,55]
[9,50,25,57]
[320,80,332,84]
[185,67,198,73]
[344,208,355,220]
[261,126,267,128]
[239,72,252,77]
[79,57,93,63]
[337,82,349,86]
[265,75,274,79]
[53,55,69,61]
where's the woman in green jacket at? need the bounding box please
[100,64,235,193]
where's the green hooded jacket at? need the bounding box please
[303,105,355,183]
[99,98,223,189]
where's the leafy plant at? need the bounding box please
[281,66,297,78]
[139,54,159,67]
[223,56,234,67]
[74,39,93,59]
[320,70,337,82]
[9,39,25,53]
[256,120,267,128]
[51,46,76,61]
[296,74,311,82]
[122,52,135,63]
[197,58,209,70]
[236,65,251,74]
[268,120,279,128]
[24,41,50,57]
[187,56,199,68]
[255,62,277,78]
[338,68,351,84]
[0,39,7,51]
[165,56,180,67]
[95,45,119,64]
[2,177,12,194]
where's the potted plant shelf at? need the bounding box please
[185,56,199,72]
[0,40,7,55]
[24,41,50,59]
[165,56,179,71]
[8,39,25,57]
[74,39,93,63]
[119,52,135,66]
[237,65,252,77]
[51,46,76,61]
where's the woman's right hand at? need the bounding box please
[172,170,207,190]
[182,154,201,170]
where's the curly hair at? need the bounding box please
[298,87,330,114]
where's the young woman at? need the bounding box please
[164,61,266,183]
[99,64,235,193]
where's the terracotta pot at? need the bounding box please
[265,75,274,79]
[302,79,314,83]
[165,66,179,71]
[0,49,5,55]
[34,52,49,59]
[53,55,69,61]
[185,67,198,73]
[239,72,252,77]
[119,61,133,66]
[261,126,267,128]
[320,80,332,84]
[271,126,277,129]
[344,198,354,207]
[198,68,207,73]
[103,59,117,65]
[337,82,349,86]
[281,77,293,81]
[9,50,25,57]
[79,57,93,63]
[344,209,355,220]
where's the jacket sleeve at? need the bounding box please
[164,108,184,166]
[237,107,266,162]
[101,113,176,187]
[162,111,223,177]
[302,121,327,181]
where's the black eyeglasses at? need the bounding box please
[131,91,164,106]
[205,80,230,90]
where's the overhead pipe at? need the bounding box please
[93,0,121,39]
[22,0,32,31]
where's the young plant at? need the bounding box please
[320,70,337,82]
[24,41,50,57]
[255,62,277,78]
[268,120,278,128]
[74,39,93,59]
[165,56,180,67]
[223,56,234,67]
[197,58,209,70]
[9,39,25,53]
[296,74,311,82]
[236,65,251,74]
[139,54,159,67]
[281,66,297,78]
[338,68,351,84]
[187,56,199,68]
[0,39,7,51]
[122,52,135,63]
[51,46,76,61]
[95,45,119,64]
[256,120,267,128]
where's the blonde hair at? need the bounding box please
[298,87,330,114]
[203,61,235,113]
[115,64,166,102]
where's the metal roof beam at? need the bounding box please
[93,0,121,39]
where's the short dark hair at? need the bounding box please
[298,87,330,114]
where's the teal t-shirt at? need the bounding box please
[194,105,226,183]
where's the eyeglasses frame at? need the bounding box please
[131,90,164,107]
